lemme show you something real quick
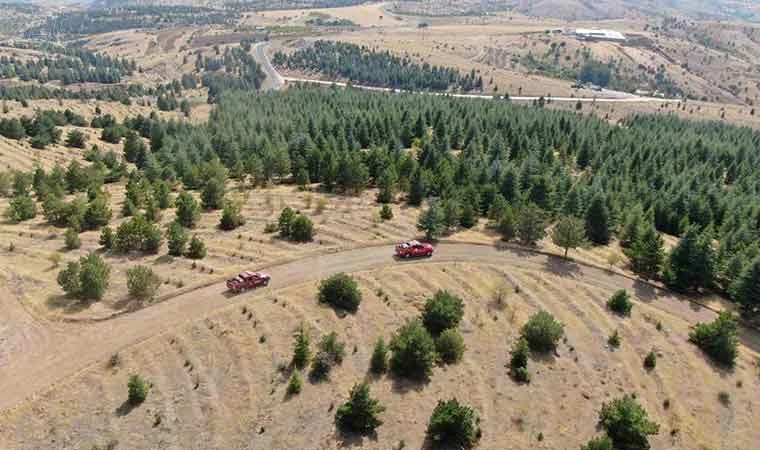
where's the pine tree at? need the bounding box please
[335,383,385,435]
[730,256,760,316]
[585,194,612,245]
[417,202,442,241]
[628,224,664,279]
[292,325,310,370]
[665,226,714,292]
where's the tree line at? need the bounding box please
[0,46,135,85]
[273,41,483,92]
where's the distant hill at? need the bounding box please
[508,0,760,21]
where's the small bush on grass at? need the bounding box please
[521,310,564,353]
[436,328,465,364]
[318,272,362,313]
[607,290,633,316]
[127,374,149,405]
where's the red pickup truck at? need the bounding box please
[226,271,271,293]
[395,240,434,258]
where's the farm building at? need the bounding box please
[572,28,626,42]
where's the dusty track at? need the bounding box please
[0,242,727,414]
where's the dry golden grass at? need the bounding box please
[0,184,421,321]
[1,259,757,450]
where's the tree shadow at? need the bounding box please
[334,428,378,448]
[632,280,658,302]
[543,257,581,278]
[390,373,429,394]
[115,399,138,417]
[110,296,143,313]
[46,293,91,314]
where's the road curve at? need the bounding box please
[255,43,681,104]
[0,242,721,413]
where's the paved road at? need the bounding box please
[255,43,681,103]
[0,242,720,413]
[254,42,284,91]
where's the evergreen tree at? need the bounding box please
[731,256,760,315]
[664,226,714,292]
[292,324,310,370]
[201,177,225,210]
[599,395,659,450]
[166,222,188,257]
[335,383,385,435]
[517,204,546,245]
[627,224,664,279]
[417,201,443,241]
[585,194,612,245]
[370,337,388,374]
[426,399,481,450]
[175,191,200,228]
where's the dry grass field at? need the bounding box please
[0,183,424,322]
[1,258,757,450]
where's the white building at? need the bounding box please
[572,28,626,42]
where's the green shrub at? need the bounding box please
[607,290,633,316]
[127,374,149,405]
[608,330,621,349]
[318,272,362,313]
[426,399,481,449]
[643,351,657,370]
[166,222,188,256]
[127,265,161,300]
[99,226,114,250]
[389,319,436,380]
[186,235,206,259]
[278,206,296,237]
[64,228,81,250]
[290,214,314,242]
[287,372,302,395]
[335,383,385,435]
[380,204,393,220]
[308,351,332,382]
[509,338,530,382]
[6,194,37,222]
[291,325,310,370]
[689,312,738,367]
[436,328,465,364]
[319,331,346,364]
[521,310,564,353]
[422,290,464,335]
[219,201,245,230]
[599,395,659,450]
[581,436,614,450]
[370,337,388,374]
[513,366,530,383]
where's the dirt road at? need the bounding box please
[255,43,681,103]
[0,242,722,413]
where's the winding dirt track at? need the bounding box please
[0,242,723,414]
